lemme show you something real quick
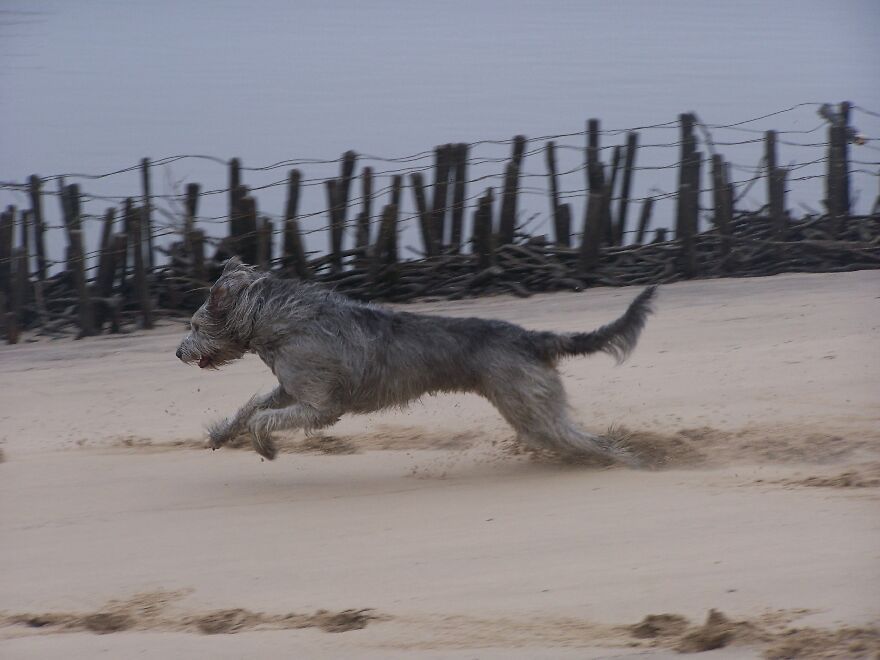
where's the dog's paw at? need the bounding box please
[206,420,233,450]
[248,414,278,461]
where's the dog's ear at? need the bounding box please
[207,279,232,315]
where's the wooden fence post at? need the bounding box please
[557,204,572,247]
[430,145,452,249]
[355,167,373,259]
[325,179,342,271]
[586,119,603,192]
[604,144,622,245]
[826,101,851,236]
[410,172,436,256]
[0,208,12,301]
[675,113,697,240]
[472,189,495,269]
[772,167,788,242]
[373,203,398,272]
[838,101,851,220]
[675,113,699,277]
[326,151,358,271]
[184,182,200,256]
[635,197,654,245]
[283,169,310,279]
[545,140,566,246]
[6,248,28,344]
[257,217,272,271]
[616,132,638,245]
[228,157,242,246]
[28,175,47,281]
[20,209,31,275]
[711,154,732,261]
[121,197,136,289]
[58,184,96,337]
[337,149,357,233]
[677,151,700,277]
[130,206,153,329]
[238,193,258,265]
[580,191,603,271]
[95,207,117,327]
[449,143,468,253]
[498,135,527,245]
[140,157,154,268]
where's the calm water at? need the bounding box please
[2,0,879,265]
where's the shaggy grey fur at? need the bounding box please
[176,257,657,464]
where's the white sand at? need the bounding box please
[1,270,878,658]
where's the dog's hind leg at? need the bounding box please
[482,363,635,465]
[208,386,293,450]
[247,402,342,460]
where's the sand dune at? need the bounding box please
[1,271,878,658]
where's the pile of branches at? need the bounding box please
[8,212,880,341]
[308,212,880,303]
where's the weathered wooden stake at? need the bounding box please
[675,113,697,241]
[635,197,654,245]
[772,167,788,242]
[557,204,572,247]
[283,169,310,279]
[449,143,468,253]
[586,119,603,192]
[228,158,243,247]
[140,157,154,269]
[472,189,495,269]
[325,179,342,271]
[826,101,851,236]
[498,135,527,245]
[238,193,258,266]
[677,151,701,277]
[28,175,47,281]
[356,167,373,257]
[57,184,96,336]
[20,209,31,274]
[0,209,12,300]
[430,145,452,248]
[95,208,117,323]
[616,132,638,245]
[374,203,398,269]
[121,198,134,288]
[189,230,205,283]
[130,206,153,330]
[604,144,622,245]
[580,191,604,271]
[545,141,566,246]
[184,182,200,255]
[410,172,436,256]
[257,217,273,271]
[711,154,731,261]
[6,248,27,344]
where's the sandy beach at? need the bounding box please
[1,270,878,659]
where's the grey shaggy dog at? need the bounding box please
[176,257,657,464]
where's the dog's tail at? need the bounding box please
[531,286,657,363]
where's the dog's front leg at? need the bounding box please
[247,403,341,460]
[207,386,293,449]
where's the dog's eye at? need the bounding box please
[192,322,200,332]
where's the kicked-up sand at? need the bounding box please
[1,270,878,659]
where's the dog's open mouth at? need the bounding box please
[198,356,213,369]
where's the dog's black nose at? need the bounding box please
[176,347,183,360]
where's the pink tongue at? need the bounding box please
[198,356,210,368]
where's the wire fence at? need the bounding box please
[0,101,878,341]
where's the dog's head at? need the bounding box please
[175,257,262,369]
